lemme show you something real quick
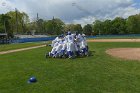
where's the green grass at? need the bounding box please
[0,42,140,93]
[92,35,140,39]
[0,42,46,52]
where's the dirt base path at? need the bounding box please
[0,45,46,55]
[106,48,140,61]
[87,39,140,42]
[88,39,140,61]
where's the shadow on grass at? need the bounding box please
[45,51,95,59]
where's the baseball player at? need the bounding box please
[65,31,75,58]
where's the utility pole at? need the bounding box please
[15,8,18,34]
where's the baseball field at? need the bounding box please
[0,39,140,93]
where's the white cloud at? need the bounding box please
[0,0,15,13]
[71,16,96,27]
[0,0,140,26]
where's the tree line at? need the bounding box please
[0,10,140,38]
[93,14,140,35]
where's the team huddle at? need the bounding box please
[46,31,89,59]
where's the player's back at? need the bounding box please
[65,35,74,43]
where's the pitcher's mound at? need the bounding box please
[106,48,140,61]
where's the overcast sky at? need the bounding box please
[0,0,140,25]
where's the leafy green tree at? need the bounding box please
[0,14,13,37]
[26,21,36,34]
[53,18,65,35]
[74,24,83,33]
[36,19,45,34]
[64,24,83,33]
[101,20,112,35]
[6,11,29,34]
[83,24,92,35]
[93,20,102,35]
[126,14,140,34]
[44,18,64,35]
[0,15,5,33]
[93,18,127,35]
[111,17,127,35]
[64,24,75,32]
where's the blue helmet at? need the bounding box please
[67,31,71,35]
[58,34,64,38]
[60,34,64,37]
[28,77,37,83]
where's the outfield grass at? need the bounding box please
[0,42,46,52]
[0,42,140,93]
